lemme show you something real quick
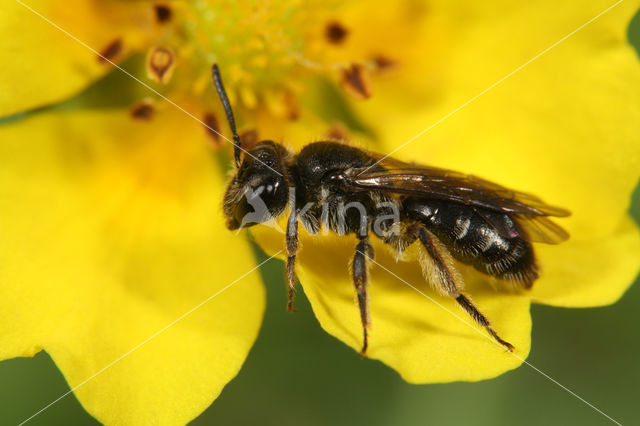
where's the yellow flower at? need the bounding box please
[1,0,639,424]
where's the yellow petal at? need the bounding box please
[253,228,529,383]
[0,105,265,424]
[253,1,640,383]
[533,215,640,306]
[0,0,155,116]
[356,0,640,305]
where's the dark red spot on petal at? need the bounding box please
[130,101,155,121]
[325,21,349,45]
[203,113,223,147]
[154,3,172,24]
[340,64,372,100]
[98,38,123,64]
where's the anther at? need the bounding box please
[239,129,259,150]
[325,21,349,45]
[203,112,223,147]
[371,55,398,72]
[326,122,350,141]
[154,3,172,24]
[340,64,372,100]
[97,38,123,64]
[130,100,155,121]
[146,46,175,84]
[284,92,300,121]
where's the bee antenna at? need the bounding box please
[211,64,242,167]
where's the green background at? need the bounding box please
[2,11,640,426]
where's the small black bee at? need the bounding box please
[213,64,569,355]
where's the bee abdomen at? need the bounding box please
[404,198,538,286]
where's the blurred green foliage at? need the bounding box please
[1,9,640,426]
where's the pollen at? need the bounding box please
[264,90,300,120]
[137,0,383,123]
[239,86,258,109]
[174,1,324,115]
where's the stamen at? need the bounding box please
[154,3,172,24]
[239,86,258,109]
[340,64,372,99]
[203,112,223,147]
[130,100,155,121]
[326,122,350,141]
[371,55,398,72]
[239,129,259,150]
[146,47,176,84]
[284,92,300,121]
[97,38,123,64]
[325,21,349,44]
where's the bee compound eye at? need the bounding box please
[264,180,280,195]
[231,178,288,228]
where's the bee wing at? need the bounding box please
[515,215,570,244]
[346,160,570,244]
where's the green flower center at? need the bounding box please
[179,0,323,109]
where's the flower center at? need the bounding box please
[179,0,323,111]
[108,0,410,146]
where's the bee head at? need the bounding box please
[223,141,290,230]
[212,65,290,230]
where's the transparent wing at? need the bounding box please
[346,157,570,244]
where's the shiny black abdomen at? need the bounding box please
[404,198,538,285]
[290,142,538,284]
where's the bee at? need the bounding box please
[213,64,569,355]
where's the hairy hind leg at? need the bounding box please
[417,227,514,351]
[352,236,373,356]
[285,208,298,312]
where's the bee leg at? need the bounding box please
[353,236,374,356]
[285,208,298,312]
[417,227,514,352]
